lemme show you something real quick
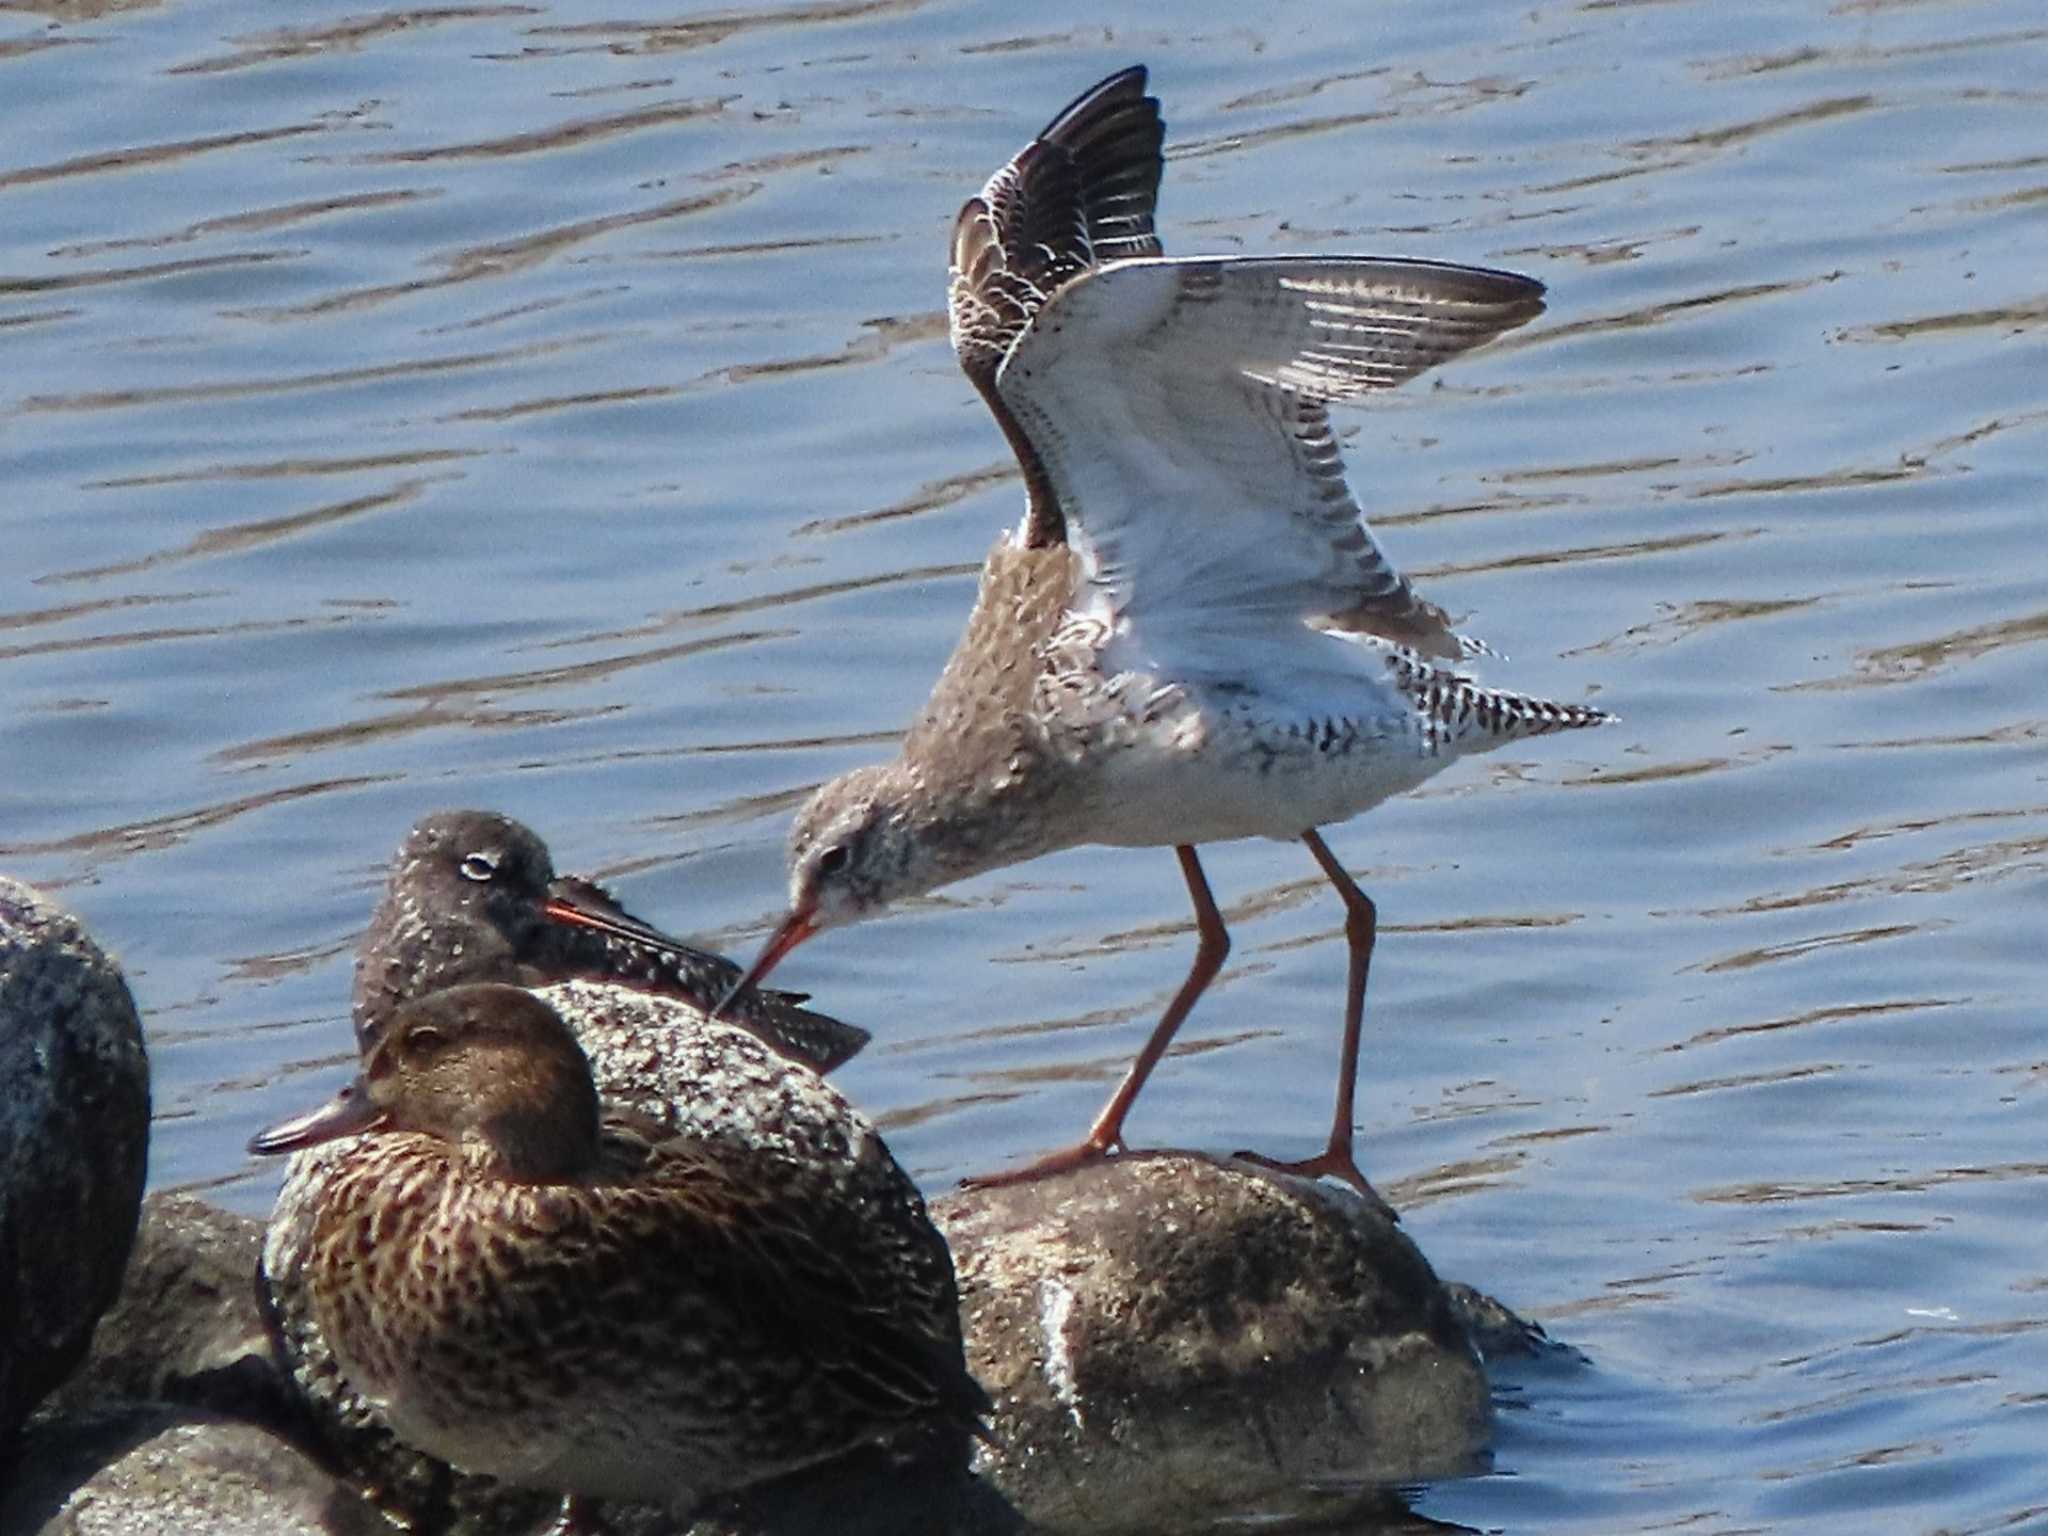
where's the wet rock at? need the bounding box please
[41,1193,296,1431]
[645,1440,1020,1536]
[931,1152,1491,1535]
[1,1402,389,1536]
[22,1153,1499,1533]
[1444,1280,1581,1365]
[1,878,151,1448]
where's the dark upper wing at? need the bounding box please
[947,65,1164,549]
[538,877,871,1072]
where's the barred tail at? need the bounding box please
[1385,650,1614,752]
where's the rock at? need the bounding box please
[40,1194,294,1432]
[930,1152,1491,1535]
[1444,1280,1582,1365]
[21,1154,1500,1534]
[0,894,1501,1533]
[0,1402,389,1536]
[1,879,151,1449]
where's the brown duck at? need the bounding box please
[252,983,987,1525]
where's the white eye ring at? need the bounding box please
[459,851,500,883]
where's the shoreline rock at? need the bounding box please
[936,1153,1489,1534]
[11,1153,1518,1535]
[0,883,1523,1534]
[6,1403,389,1536]
[1,879,151,1451]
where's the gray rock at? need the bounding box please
[1,1403,389,1536]
[40,1194,292,1432]
[931,1152,1491,1535]
[6,1196,395,1534]
[1,879,151,1449]
[28,1156,1501,1535]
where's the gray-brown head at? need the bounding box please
[252,984,602,1184]
[352,810,871,1073]
[351,811,562,1048]
[722,760,993,1007]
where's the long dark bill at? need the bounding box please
[249,1077,387,1155]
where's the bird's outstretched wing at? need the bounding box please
[997,254,1545,663]
[948,65,1163,548]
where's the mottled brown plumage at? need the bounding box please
[253,985,986,1520]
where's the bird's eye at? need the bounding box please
[817,844,850,878]
[402,1024,448,1058]
[459,850,500,883]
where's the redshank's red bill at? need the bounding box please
[717,905,819,1017]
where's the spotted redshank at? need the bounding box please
[252,983,988,1527]
[356,808,868,1071]
[703,66,1611,1200]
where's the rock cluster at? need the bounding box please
[11,1166,1505,1534]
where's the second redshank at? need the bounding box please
[357,808,869,1071]
[715,66,1612,1200]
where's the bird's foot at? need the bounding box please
[1234,1145,1399,1223]
[960,1135,1122,1190]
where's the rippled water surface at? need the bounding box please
[5,0,2045,1530]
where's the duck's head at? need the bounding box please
[253,983,602,1183]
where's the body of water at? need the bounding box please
[3,0,2044,1530]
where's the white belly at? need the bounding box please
[1079,701,1447,848]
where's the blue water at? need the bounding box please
[4,1,2045,1530]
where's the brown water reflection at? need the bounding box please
[0,777,396,861]
[167,7,538,76]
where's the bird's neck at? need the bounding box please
[902,540,1075,757]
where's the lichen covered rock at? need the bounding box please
[2,1404,388,1536]
[933,1152,1491,1534]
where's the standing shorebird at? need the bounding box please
[252,984,988,1529]
[711,66,1611,1198]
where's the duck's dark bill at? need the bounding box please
[249,1078,387,1155]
